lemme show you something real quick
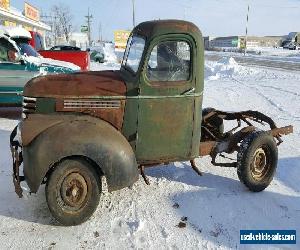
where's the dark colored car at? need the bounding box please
[50,45,81,51]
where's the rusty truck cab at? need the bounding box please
[120,20,204,164]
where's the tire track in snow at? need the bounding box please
[258,84,300,97]
[232,77,300,121]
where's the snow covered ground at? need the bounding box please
[0,57,299,249]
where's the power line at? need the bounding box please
[85,8,93,46]
[244,4,250,56]
[132,0,136,28]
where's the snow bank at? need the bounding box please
[4,27,31,39]
[90,43,121,71]
[103,43,118,63]
[25,56,80,71]
[205,57,241,80]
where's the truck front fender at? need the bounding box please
[21,114,138,193]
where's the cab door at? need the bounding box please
[136,36,196,163]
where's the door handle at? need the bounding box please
[181,87,195,96]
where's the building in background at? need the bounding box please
[206,35,282,50]
[69,32,89,49]
[0,1,50,45]
[209,36,242,49]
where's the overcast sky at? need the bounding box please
[11,0,300,40]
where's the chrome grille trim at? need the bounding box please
[22,96,37,116]
[63,99,121,109]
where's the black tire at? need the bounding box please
[237,131,278,192]
[46,158,101,226]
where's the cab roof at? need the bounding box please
[133,20,203,42]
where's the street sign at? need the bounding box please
[0,0,10,10]
[81,25,88,33]
[24,2,40,21]
[4,20,16,27]
[114,30,130,51]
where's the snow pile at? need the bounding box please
[4,27,31,39]
[25,56,80,71]
[90,43,121,71]
[103,43,118,63]
[205,57,240,80]
[247,47,300,57]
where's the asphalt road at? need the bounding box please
[205,53,300,72]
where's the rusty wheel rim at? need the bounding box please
[251,147,269,181]
[60,173,88,209]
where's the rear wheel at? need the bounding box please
[46,158,101,226]
[237,131,278,192]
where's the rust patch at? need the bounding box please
[24,70,126,98]
[269,125,293,137]
[20,115,63,146]
[199,141,216,156]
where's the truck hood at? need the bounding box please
[23,70,127,98]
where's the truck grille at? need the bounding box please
[63,99,121,109]
[22,97,37,118]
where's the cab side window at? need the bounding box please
[147,40,191,82]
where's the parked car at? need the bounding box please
[28,31,90,70]
[0,27,80,106]
[288,42,300,50]
[282,32,300,50]
[49,45,81,51]
[29,31,45,51]
[89,45,105,63]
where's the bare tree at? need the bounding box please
[51,4,73,43]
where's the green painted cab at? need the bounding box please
[121,20,204,163]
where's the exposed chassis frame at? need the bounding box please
[199,109,293,168]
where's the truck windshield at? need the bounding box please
[122,35,145,73]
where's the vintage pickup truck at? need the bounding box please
[10,20,293,226]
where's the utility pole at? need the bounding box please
[98,22,102,42]
[40,12,57,47]
[132,0,136,28]
[85,8,93,46]
[244,4,250,56]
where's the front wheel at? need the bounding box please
[46,158,101,226]
[237,131,278,192]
